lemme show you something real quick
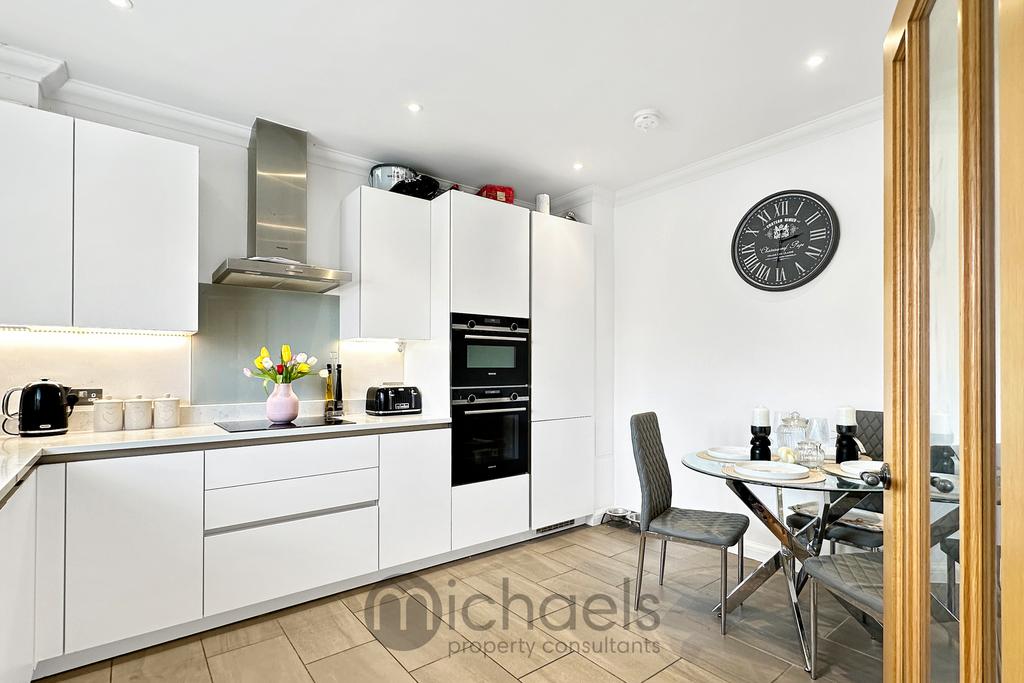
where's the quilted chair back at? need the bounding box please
[630,412,673,532]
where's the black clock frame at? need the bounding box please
[730,189,840,292]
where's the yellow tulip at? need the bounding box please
[297,363,310,373]
[281,344,292,362]
[259,346,270,359]
[253,357,264,370]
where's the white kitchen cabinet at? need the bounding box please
[65,451,204,652]
[531,417,595,529]
[0,101,74,327]
[451,474,530,549]
[531,212,595,421]
[379,429,452,568]
[205,435,378,489]
[73,119,199,332]
[35,464,66,662]
[446,191,530,318]
[204,505,378,615]
[0,474,36,683]
[340,186,431,339]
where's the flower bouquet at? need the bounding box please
[243,345,318,423]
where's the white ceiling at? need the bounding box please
[1,1,895,199]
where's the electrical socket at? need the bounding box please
[73,388,103,406]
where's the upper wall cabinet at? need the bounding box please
[447,192,530,318]
[531,212,595,420]
[340,186,431,340]
[0,101,74,327]
[73,120,199,332]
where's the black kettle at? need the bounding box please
[2,380,79,437]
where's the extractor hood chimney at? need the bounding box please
[211,118,351,293]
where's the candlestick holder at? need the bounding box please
[835,424,860,464]
[750,426,772,461]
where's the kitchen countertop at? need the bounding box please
[0,413,450,507]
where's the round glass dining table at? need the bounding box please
[681,450,961,672]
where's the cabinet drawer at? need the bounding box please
[204,505,378,615]
[452,474,530,550]
[205,435,378,489]
[205,468,378,531]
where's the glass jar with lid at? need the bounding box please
[776,411,809,452]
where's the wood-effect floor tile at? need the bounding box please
[546,544,656,588]
[562,526,636,557]
[305,640,414,683]
[356,595,468,671]
[540,569,657,627]
[38,661,111,683]
[533,606,678,683]
[443,599,564,677]
[201,614,283,658]
[206,636,311,683]
[461,567,573,621]
[398,567,494,617]
[339,579,408,613]
[526,530,579,555]
[277,598,374,664]
[410,647,518,683]
[644,657,730,683]
[111,637,210,682]
[519,652,622,683]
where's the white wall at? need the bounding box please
[612,120,885,552]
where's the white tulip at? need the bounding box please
[296,352,308,363]
[307,356,318,366]
[261,357,273,370]
[243,367,252,377]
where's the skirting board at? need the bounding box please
[32,518,591,679]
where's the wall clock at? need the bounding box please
[730,189,840,291]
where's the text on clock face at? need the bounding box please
[730,190,840,292]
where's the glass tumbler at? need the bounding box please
[796,440,825,469]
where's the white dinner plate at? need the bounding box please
[706,446,750,461]
[734,461,810,480]
[840,460,883,476]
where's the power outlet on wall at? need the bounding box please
[73,388,103,406]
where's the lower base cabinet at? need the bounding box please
[0,474,36,683]
[451,474,530,549]
[531,417,595,529]
[65,452,204,653]
[204,505,379,616]
[379,429,452,568]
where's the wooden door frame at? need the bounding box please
[884,0,997,681]
[999,0,1024,679]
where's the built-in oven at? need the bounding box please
[451,313,530,389]
[451,386,530,486]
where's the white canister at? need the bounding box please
[536,193,551,214]
[123,396,153,431]
[153,394,180,429]
[92,398,124,432]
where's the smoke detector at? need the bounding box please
[633,108,663,132]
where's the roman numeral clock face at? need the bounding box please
[730,190,840,291]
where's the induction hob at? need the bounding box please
[215,416,354,433]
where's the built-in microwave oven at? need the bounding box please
[451,313,530,388]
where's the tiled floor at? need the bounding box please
[42,522,914,683]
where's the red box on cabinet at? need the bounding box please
[477,184,515,204]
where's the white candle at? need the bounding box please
[752,406,770,427]
[836,405,857,426]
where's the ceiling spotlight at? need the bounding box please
[407,103,422,113]
[108,0,134,8]
[805,54,825,69]
[573,162,584,171]
[633,108,662,133]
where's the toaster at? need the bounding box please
[365,385,422,416]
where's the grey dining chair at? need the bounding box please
[803,552,884,679]
[629,412,750,634]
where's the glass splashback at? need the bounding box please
[191,284,339,405]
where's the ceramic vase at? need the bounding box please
[266,383,299,424]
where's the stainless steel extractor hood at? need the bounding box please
[212,118,351,293]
